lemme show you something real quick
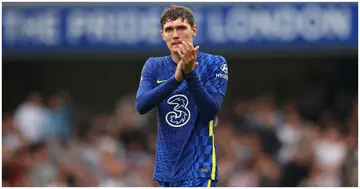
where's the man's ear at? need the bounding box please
[192,25,197,37]
[160,30,165,41]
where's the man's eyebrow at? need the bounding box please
[164,26,173,30]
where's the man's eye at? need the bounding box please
[165,28,173,32]
[178,26,187,30]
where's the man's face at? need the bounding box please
[161,18,196,54]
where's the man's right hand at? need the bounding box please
[175,60,184,81]
[175,59,199,81]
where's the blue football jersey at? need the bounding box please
[137,52,228,182]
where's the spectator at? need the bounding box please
[3,90,357,187]
[14,91,47,144]
[311,125,347,186]
[43,92,72,141]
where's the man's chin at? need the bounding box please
[170,48,179,54]
[172,45,180,50]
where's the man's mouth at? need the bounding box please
[172,42,182,46]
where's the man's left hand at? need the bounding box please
[177,41,199,73]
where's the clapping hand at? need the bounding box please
[177,41,199,74]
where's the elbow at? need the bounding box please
[210,108,220,120]
[204,105,220,121]
[135,100,147,115]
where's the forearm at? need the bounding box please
[136,76,181,114]
[185,71,223,120]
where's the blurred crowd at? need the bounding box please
[2,89,358,187]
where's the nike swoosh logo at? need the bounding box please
[157,79,167,84]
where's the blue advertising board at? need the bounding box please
[2,3,358,53]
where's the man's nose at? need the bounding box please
[173,30,179,39]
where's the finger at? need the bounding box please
[187,41,194,49]
[177,49,184,59]
[176,61,183,71]
[191,45,199,55]
[177,60,182,67]
[193,46,199,60]
[182,41,190,51]
[180,41,187,51]
[178,43,184,52]
[186,44,195,58]
[194,62,199,68]
[194,46,199,54]
[178,44,185,55]
[181,44,188,56]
